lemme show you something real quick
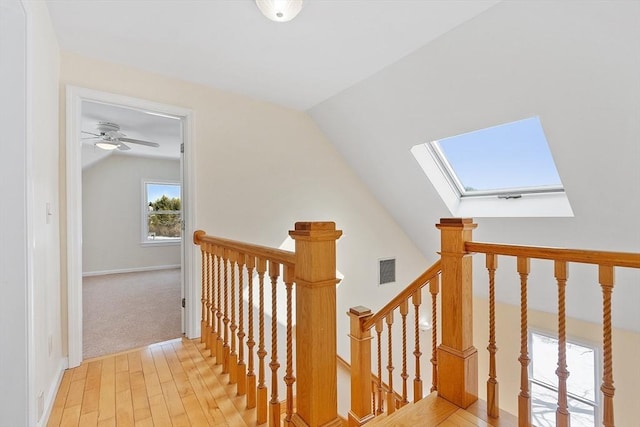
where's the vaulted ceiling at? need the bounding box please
[48,0,640,330]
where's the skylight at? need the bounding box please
[432,117,563,197]
[411,117,574,217]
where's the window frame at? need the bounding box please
[141,179,182,246]
[427,139,565,199]
[528,329,601,427]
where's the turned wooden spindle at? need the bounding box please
[555,261,570,427]
[375,319,384,415]
[517,257,531,427]
[215,246,224,365]
[237,252,247,396]
[599,265,615,427]
[268,261,281,427]
[284,265,295,426]
[208,246,216,352]
[222,248,231,374]
[429,276,439,393]
[486,253,499,418]
[200,246,207,344]
[228,250,238,384]
[412,290,423,403]
[256,257,268,425]
[400,300,409,406]
[386,312,395,415]
[246,255,257,409]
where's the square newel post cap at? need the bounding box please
[289,221,343,241]
[436,218,477,230]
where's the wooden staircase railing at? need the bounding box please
[348,218,640,427]
[194,222,343,427]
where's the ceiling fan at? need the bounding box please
[82,121,160,151]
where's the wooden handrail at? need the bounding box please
[466,241,640,268]
[361,260,441,331]
[193,231,296,266]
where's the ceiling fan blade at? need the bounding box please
[82,136,99,140]
[82,130,101,136]
[119,137,160,148]
[117,142,131,151]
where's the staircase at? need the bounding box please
[193,219,640,427]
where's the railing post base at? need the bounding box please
[437,345,478,408]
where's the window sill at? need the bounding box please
[140,240,182,247]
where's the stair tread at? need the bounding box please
[366,393,458,427]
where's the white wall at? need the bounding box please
[82,154,180,274]
[310,1,640,332]
[0,0,62,425]
[59,53,428,361]
[0,1,29,425]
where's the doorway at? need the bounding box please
[66,87,197,367]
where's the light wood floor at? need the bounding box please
[47,337,254,427]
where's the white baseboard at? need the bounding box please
[38,356,68,427]
[82,264,181,277]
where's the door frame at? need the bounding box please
[65,86,197,367]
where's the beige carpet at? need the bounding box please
[83,268,182,359]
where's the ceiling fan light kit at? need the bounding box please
[82,121,160,151]
[256,0,303,23]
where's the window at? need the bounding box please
[143,181,182,244]
[411,117,574,217]
[529,330,599,427]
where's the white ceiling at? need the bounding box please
[47,0,499,111]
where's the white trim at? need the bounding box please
[65,86,197,366]
[38,357,68,427]
[82,264,181,277]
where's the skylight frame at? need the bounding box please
[426,118,566,199]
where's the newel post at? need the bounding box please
[436,218,478,408]
[289,222,343,427]
[347,306,375,427]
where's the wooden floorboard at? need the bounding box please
[47,338,255,427]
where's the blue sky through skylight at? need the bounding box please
[147,183,181,203]
[435,117,562,192]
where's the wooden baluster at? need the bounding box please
[555,261,570,427]
[208,245,215,352]
[222,248,231,374]
[200,245,207,344]
[256,257,268,425]
[375,319,384,415]
[237,253,247,396]
[283,265,295,426]
[400,300,409,406]
[599,265,615,427]
[268,261,281,427]
[371,380,376,416]
[486,253,499,418]
[412,290,423,403]
[246,255,257,409]
[429,276,439,393]
[517,257,531,427]
[229,250,238,384]
[215,246,224,365]
[386,312,396,415]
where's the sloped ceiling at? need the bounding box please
[309,1,640,330]
[46,0,499,110]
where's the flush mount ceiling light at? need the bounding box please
[256,0,303,22]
